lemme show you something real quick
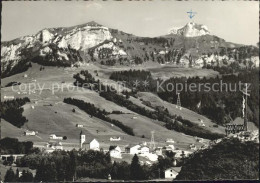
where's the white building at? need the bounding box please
[166,139,175,143]
[24,131,36,136]
[76,124,83,128]
[145,153,158,162]
[163,145,175,152]
[109,146,122,158]
[110,136,121,141]
[3,96,15,99]
[49,134,63,140]
[155,147,163,156]
[165,167,181,179]
[125,144,141,154]
[45,142,63,153]
[89,139,99,150]
[159,50,166,55]
[139,146,149,155]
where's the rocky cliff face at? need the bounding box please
[169,22,210,37]
[1,21,258,77]
[1,21,115,77]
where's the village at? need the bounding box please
[13,126,212,180]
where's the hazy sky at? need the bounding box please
[2,1,259,45]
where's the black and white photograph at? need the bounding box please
[0,0,259,182]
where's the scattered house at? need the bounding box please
[3,96,15,99]
[174,150,192,158]
[76,124,83,128]
[110,136,121,141]
[82,139,100,151]
[166,139,175,143]
[145,161,152,166]
[190,144,197,150]
[24,131,36,136]
[155,147,163,156]
[109,146,122,158]
[145,153,158,162]
[132,116,138,119]
[24,74,28,78]
[139,146,149,155]
[165,167,182,179]
[125,144,141,154]
[31,105,35,109]
[198,119,204,123]
[125,144,149,155]
[49,134,63,140]
[196,137,204,143]
[159,50,166,55]
[112,37,117,43]
[89,139,99,150]
[199,123,206,127]
[45,142,63,153]
[162,145,175,152]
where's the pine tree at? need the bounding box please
[4,167,16,182]
[130,154,144,180]
[20,170,33,182]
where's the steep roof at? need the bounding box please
[165,167,182,173]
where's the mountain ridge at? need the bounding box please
[1,21,259,78]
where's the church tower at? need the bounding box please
[80,131,85,149]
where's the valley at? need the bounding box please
[1,63,218,152]
[1,16,259,182]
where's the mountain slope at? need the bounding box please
[176,133,259,180]
[169,22,210,37]
[1,21,258,78]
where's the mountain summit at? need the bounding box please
[169,22,210,37]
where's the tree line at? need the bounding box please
[14,148,179,181]
[0,97,30,127]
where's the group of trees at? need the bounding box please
[158,70,259,127]
[176,138,259,180]
[73,70,224,140]
[4,81,21,87]
[63,98,134,136]
[4,168,33,182]
[166,116,224,140]
[0,97,30,127]
[1,59,32,78]
[13,149,177,181]
[0,137,35,154]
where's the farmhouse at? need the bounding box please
[82,139,100,151]
[76,124,83,128]
[49,134,63,140]
[24,131,36,136]
[3,96,15,99]
[154,147,163,156]
[165,167,182,179]
[139,146,149,155]
[45,142,63,153]
[109,146,122,158]
[125,144,141,154]
[162,145,175,152]
[166,138,175,143]
[110,136,121,141]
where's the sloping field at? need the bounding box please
[1,63,214,151]
[136,92,226,135]
[108,113,203,150]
